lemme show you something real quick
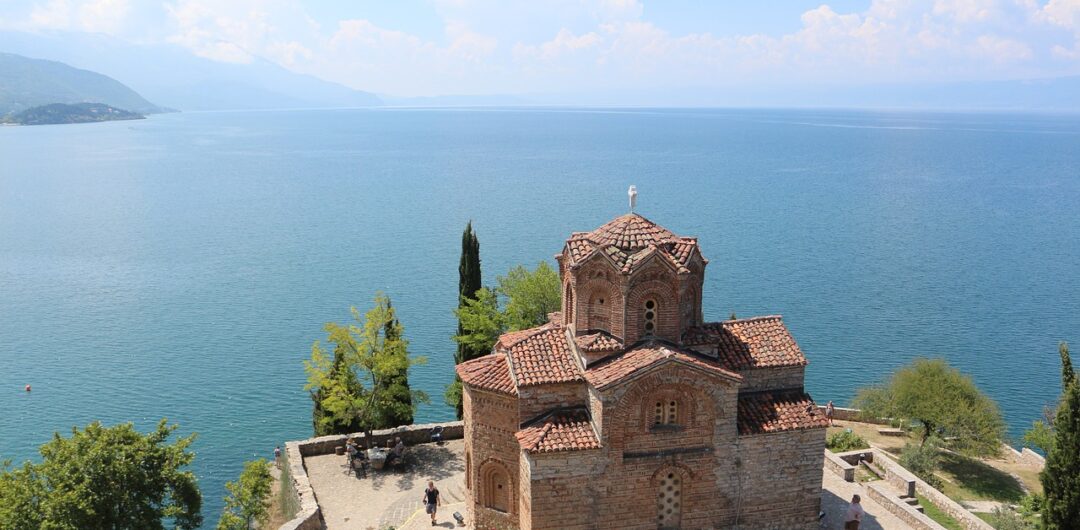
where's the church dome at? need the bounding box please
[562,213,700,274]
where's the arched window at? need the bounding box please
[564,283,574,325]
[643,299,657,336]
[465,451,472,490]
[480,461,511,513]
[657,471,682,528]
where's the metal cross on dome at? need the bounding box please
[628,185,637,213]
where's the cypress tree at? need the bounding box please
[379,297,414,427]
[1060,342,1075,390]
[450,221,482,419]
[457,221,483,363]
[1041,372,1080,528]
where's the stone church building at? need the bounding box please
[456,213,827,530]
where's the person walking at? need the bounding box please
[825,400,836,426]
[274,446,282,468]
[844,494,864,529]
[423,480,441,526]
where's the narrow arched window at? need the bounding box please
[657,471,682,528]
[643,299,657,336]
[651,396,681,428]
[481,462,511,513]
[565,284,574,325]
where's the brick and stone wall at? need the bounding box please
[517,382,588,421]
[464,386,521,530]
[738,365,805,393]
[735,429,827,529]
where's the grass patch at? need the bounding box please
[917,494,964,530]
[856,463,881,483]
[937,452,1025,503]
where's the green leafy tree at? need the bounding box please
[0,420,202,530]
[1024,343,1075,455]
[1041,346,1080,529]
[853,357,1005,457]
[899,436,944,488]
[305,293,428,436]
[826,431,869,452]
[216,459,273,530]
[499,262,561,331]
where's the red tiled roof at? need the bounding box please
[563,214,699,273]
[495,325,550,350]
[515,409,600,454]
[737,390,827,435]
[683,316,807,369]
[502,326,584,387]
[574,331,624,354]
[585,341,741,390]
[456,353,517,396]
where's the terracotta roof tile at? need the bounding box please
[563,214,699,274]
[456,353,517,396]
[585,341,741,390]
[495,325,551,350]
[683,316,807,369]
[515,408,600,454]
[574,331,624,354]
[503,326,584,387]
[737,390,827,435]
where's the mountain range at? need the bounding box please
[0,30,380,112]
[0,52,164,115]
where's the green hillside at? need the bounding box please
[0,52,164,115]
[2,102,144,125]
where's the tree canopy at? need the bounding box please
[452,262,561,355]
[1040,342,1079,529]
[216,459,273,530]
[1024,342,1074,455]
[0,419,202,530]
[853,357,1005,457]
[305,293,428,436]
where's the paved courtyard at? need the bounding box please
[305,439,467,530]
[305,439,912,529]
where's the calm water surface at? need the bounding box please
[2,108,1079,524]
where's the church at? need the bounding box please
[456,210,828,530]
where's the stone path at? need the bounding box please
[820,468,914,529]
[305,440,466,530]
[960,500,1004,513]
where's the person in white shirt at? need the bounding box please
[844,494,864,529]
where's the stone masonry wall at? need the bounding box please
[522,450,606,530]
[735,428,827,530]
[465,386,521,530]
[738,365,805,393]
[517,382,588,422]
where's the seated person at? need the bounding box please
[385,437,405,466]
[345,439,358,462]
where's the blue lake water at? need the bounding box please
[2,107,1079,525]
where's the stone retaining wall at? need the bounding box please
[276,421,465,530]
[1020,447,1046,468]
[824,449,856,482]
[866,481,945,530]
[816,405,889,424]
[871,448,993,530]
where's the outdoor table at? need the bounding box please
[367,447,388,470]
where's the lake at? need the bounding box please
[2,107,1079,525]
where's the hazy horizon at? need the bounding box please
[3,1,1080,109]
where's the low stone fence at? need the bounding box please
[870,448,993,530]
[1020,447,1046,468]
[866,481,945,530]
[276,421,465,530]
[817,405,889,424]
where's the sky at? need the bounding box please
[2,0,1080,97]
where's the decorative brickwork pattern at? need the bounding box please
[585,341,741,390]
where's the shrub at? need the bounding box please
[827,430,870,452]
[1018,492,1043,518]
[899,437,943,489]
[986,506,1033,530]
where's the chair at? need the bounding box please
[350,456,368,478]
